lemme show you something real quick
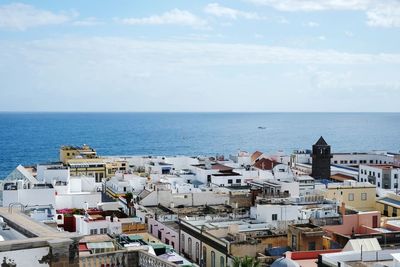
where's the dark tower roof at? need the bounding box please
[314,136,328,146]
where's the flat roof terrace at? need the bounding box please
[0,207,79,239]
[366,164,400,170]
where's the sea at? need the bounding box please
[0,112,399,179]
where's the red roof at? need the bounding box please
[211,163,233,171]
[79,243,90,252]
[288,249,341,260]
[253,158,279,170]
[251,151,263,163]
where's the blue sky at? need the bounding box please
[0,0,399,112]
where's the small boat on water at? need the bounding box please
[258,126,266,129]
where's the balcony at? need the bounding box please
[79,250,179,267]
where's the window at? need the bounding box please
[188,238,192,257]
[393,208,397,217]
[171,242,175,248]
[291,235,297,250]
[361,193,367,201]
[378,173,381,178]
[158,230,162,239]
[220,256,225,267]
[100,228,107,234]
[378,182,381,188]
[272,214,278,221]
[196,243,200,263]
[228,179,233,184]
[395,174,399,179]
[90,229,98,235]
[348,193,354,201]
[181,234,185,253]
[308,241,316,250]
[384,204,388,216]
[334,161,338,164]
[202,246,207,264]
[235,179,241,184]
[211,251,216,267]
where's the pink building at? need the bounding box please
[148,217,180,251]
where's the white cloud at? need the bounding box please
[1,37,400,111]
[247,0,400,28]
[204,3,264,20]
[3,37,400,68]
[0,3,74,30]
[345,31,354,37]
[116,9,208,28]
[247,0,371,11]
[366,3,400,28]
[305,21,319,27]
[73,17,103,27]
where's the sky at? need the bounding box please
[0,0,399,112]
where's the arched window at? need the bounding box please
[220,256,225,267]
[196,242,200,263]
[211,251,216,267]
[188,238,192,257]
[202,246,207,265]
[181,234,185,253]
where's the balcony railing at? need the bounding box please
[79,250,178,267]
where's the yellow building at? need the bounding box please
[60,145,97,164]
[377,193,400,217]
[67,158,128,182]
[287,223,324,251]
[60,145,128,182]
[67,158,107,182]
[324,180,376,211]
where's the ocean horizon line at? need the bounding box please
[1,111,400,114]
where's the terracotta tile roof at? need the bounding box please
[251,151,263,163]
[211,163,233,171]
[253,158,279,170]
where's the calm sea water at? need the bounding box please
[0,112,399,178]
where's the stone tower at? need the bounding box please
[311,136,332,180]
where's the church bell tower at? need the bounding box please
[311,136,332,180]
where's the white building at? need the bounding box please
[54,175,102,209]
[229,151,252,166]
[359,164,400,190]
[332,152,394,166]
[75,214,142,235]
[139,186,229,207]
[106,172,147,195]
[1,165,56,220]
[36,163,70,183]
[250,204,301,226]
